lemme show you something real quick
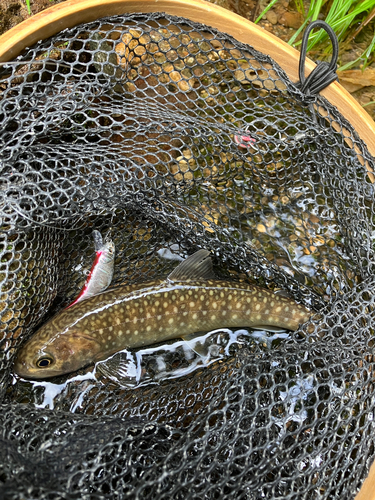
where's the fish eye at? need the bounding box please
[36,357,54,368]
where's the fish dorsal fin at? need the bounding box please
[167,250,215,281]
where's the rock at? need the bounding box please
[266,10,278,25]
[278,11,304,29]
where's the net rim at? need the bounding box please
[0,0,374,160]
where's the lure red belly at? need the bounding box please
[66,230,115,308]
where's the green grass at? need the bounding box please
[255,0,375,70]
[25,0,31,15]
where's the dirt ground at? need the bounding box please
[1,0,375,119]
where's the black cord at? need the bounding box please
[298,20,339,96]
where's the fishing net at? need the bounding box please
[0,12,374,499]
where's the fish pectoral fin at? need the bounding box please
[167,249,215,281]
[252,325,287,333]
[181,332,209,357]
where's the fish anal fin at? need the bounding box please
[168,249,215,281]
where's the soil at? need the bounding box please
[0,0,65,33]
[1,0,375,119]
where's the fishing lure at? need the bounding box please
[66,230,115,308]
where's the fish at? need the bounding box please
[14,250,311,379]
[66,230,115,308]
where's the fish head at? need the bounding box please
[14,323,102,379]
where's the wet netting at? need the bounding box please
[1,12,375,499]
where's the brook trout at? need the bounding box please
[14,250,310,379]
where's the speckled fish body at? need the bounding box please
[14,250,310,379]
[66,230,115,309]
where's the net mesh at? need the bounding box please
[1,12,375,499]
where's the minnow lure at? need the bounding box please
[66,230,115,308]
[14,250,310,379]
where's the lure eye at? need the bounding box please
[36,357,54,368]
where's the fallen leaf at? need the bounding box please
[338,69,375,92]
